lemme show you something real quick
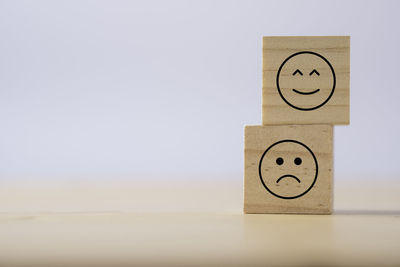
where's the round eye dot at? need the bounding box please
[276,157,284,165]
[294,157,302,165]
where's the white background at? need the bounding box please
[1,0,399,181]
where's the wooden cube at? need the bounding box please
[262,36,350,125]
[244,125,333,214]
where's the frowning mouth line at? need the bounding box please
[276,175,301,183]
[292,88,320,95]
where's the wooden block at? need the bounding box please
[262,36,350,125]
[244,125,333,214]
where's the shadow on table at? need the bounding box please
[334,209,400,216]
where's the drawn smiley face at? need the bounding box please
[276,51,336,111]
[258,140,318,199]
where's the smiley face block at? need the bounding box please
[244,125,333,214]
[263,36,350,125]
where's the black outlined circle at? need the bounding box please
[258,139,318,199]
[276,51,336,111]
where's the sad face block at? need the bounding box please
[244,125,333,214]
[263,36,350,125]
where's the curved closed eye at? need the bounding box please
[292,69,303,76]
[309,69,320,76]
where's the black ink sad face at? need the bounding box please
[277,51,336,111]
[259,140,318,199]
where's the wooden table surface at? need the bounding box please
[0,176,399,267]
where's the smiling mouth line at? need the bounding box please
[276,175,301,183]
[292,88,320,95]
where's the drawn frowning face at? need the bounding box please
[276,51,336,111]
[259,140,318,199]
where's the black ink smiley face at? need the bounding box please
[259,140,318,199]
[276,51,336,111]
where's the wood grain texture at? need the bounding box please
[262,36,350,125]
[244,124,333,214]
[0,177,400,266]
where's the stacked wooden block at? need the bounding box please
[244,36,350,214]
